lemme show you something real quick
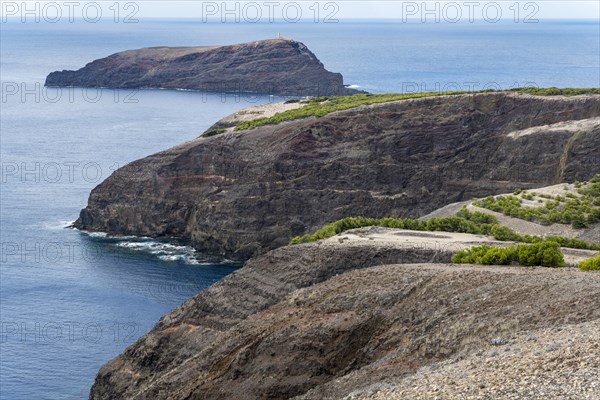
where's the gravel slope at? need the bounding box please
[348,320,600,400]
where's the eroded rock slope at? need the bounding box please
[89,230,600,399]
[74,92,600,260]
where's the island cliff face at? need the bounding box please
[74,92,600,260]
[45,39,359,96]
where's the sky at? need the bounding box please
[140,1,600,20]
[1,1,599,20]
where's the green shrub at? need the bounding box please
[489,224,522,241]
[202,128,226,137]
[425,216,479,234]
[453,241,565,268]
[538,235,600,251]
[516,241,565,268]
[481,245,519,265]
[451,244,518,265]
[571,215,588,229]
[289,234,310,245]
[578,254,600,271]
[456,207,498,224]
[588,208,600,224]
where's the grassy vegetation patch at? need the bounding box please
[509,87,600,96]
[202,128,226,137]
[451,241,565,268]
[290,209,493,245]
[188,88,600,136]
[233,88,599,131]
[289,208,600,251]
[234,91,477,131]
[578,254,600,271]
[473,174,600,228]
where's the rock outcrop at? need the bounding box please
[74,92,600,260]
[45,39,360,96]
[88,229,600,399]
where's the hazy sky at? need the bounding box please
[1,1,599,20]
[123,1,599,20]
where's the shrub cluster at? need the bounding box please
[234,91,475,131]
[473,174,600,228]
[204,88,599,135]
[451,244,518,265]
[451,241,566,268]
[290,209,495,245]
[509,87,600,96]
[578,254,600,271]
[289,208,600,251]
[202,128,226,137]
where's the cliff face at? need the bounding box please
[88,231,600,400]
[45,39,359,96]
[74,92,600,260]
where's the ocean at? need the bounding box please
[1,18,598,399]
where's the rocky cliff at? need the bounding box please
[45,39,359,96]
[89,230,600,399]
[74,92,600,260]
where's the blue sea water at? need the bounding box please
[0,18,599,400]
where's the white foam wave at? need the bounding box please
[115,240,201,265]
[87,232,108,238]
[76,230,234,265]
[78,230,150,240]
[42,220,77,230]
